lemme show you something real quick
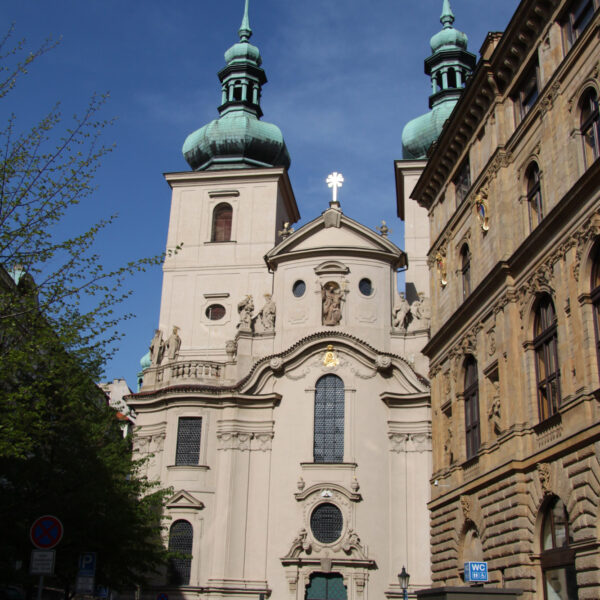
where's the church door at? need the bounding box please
[305,573,347,600]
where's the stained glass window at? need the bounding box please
[175,417,202,466]
[168,520,193,585]
[310,503,343,544]
[314,375,344,463]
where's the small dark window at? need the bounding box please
[581,88,600,168]
[464,356,480,460]
[314,374,344,463]
[454,159,471,205]
[541,497,579,599]
[534,295,561,421]
[461,245,471,300]
[168,520,193,585]
[515,62,540,120]
[591,245,600,378]
[292,280,306,298]
[206,304,225,320]
[175,417,202,466]
[358,278,373,296]
[526,163,543,229]
[564,0,596,47]
[310,503,343,544]
[211,203,233,242]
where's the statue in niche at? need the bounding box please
[411,292,431,330]
[321,282,343,326]
[257,293,276,331]
[149,329,164,365]
[488,380,501,435]
[165,326,181,361]
[237,295,254,331]
[392,292,411,330]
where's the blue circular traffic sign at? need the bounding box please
[30,515,63,549]
[157,594,168,600]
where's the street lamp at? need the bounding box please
[398,566,410,600]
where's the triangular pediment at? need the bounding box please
[266,209,406,268]
[166,489,205,510]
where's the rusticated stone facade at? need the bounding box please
[409,0,600,597]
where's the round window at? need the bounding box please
[292,280,306,298]
[206,304,226,320]
[359,278,373,296]
[310,503,343,544]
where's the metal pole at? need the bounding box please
[36,575,44,600]
[403,590,408,600]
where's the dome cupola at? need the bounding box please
[182,0,291,171]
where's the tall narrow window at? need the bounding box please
[515,62,540,120]
[563,0,596,47]
[454,159,471,205]
[175,417,202,466]
[168,520,193,585]
[314,374,344,463]
[211,203,233,242]
[461,244,471,300]
[463,356,480,460]
[541,497,579,599]
[526,162,543,229]
[591,246,600,377]
[534,295,561,421]
[581,88,600,168]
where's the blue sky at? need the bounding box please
[2,0,520,388]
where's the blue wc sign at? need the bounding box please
[464,561,488,582]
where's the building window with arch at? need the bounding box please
[168,520,193,585]
[461,244,471,300]
[540,497,579,600]
[591,245,600,376]
[534,295,561,421]
[314,374,344,463]
[211,203,233,242]
[463,356,480,460]
[526,162,543,229]
[580,88,599,168]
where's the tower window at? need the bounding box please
[526,162,543,229]
[175,417,202,466]
[358,278,373,296]
[314,374,344,463]
[463,356,480,460]
[580,88,600,168]
[534,295,560,421]
[310,503,343,544]
[211,203,233,242]
[206,304,226,320]
[292,280,306,298]
[168,520,193,585]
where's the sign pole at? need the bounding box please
[36,575,44,600]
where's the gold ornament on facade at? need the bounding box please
[475,190,489,232]
[435,251,448,287]
[323,344,339,368]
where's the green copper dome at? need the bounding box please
[401,0,475,159]
[182,0,290,171]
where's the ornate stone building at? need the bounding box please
[406,0,600,597]
[128,3,433,600]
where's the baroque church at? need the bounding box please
[126,2,470,599]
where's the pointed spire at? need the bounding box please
[440,0,455,29]
[238,0,252,42]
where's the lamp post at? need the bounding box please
[398,566,410,600]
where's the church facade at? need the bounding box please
[128,3,433,599]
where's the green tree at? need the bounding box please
[0,28,170,594]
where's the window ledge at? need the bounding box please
[204,241,236,245]
[167,464,210,471]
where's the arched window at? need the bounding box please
[461,244,471,300]
[314,374,344,463]
[168,520,193,585]
[541,497,578,599]
[211,203,232,242]
[581,88,599,168]
[534,295,561,421]
[463,356,480,460]
[526,162,543,229]
[591,245,600,377]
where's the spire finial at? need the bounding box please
[238,0,252,42]
[440,0,455,29]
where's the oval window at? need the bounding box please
[206,304,226,320]
[310,503,343,544]
[359,278,373,296]
[292,280,306,298]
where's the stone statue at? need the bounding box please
[392,292,410,330]
[149,329,164,365]
[412,292,431,329]
[321,282,343,326]
[257,293,276,331]
[237,295,254,331]
[165,326,181,361]
[488,380,501,435]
